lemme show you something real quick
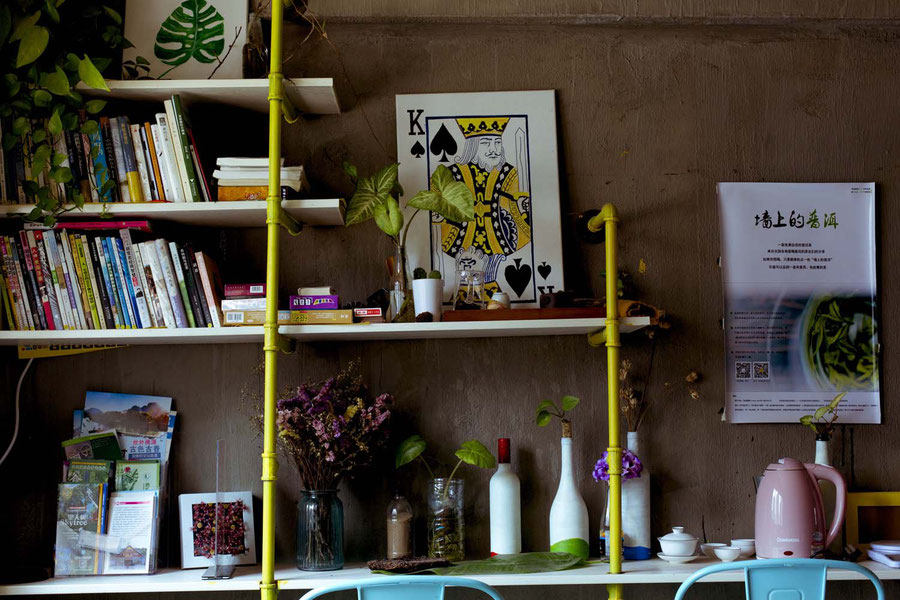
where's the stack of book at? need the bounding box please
[212,158,308,201]
[221,284,383,326]
[55,391,175,576]
[0,222,224,331]
[0,93,211,204]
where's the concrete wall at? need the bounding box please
[2,4,899,599]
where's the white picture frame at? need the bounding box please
[178,492,256,569]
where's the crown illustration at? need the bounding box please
[456,117,510,139]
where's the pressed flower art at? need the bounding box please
[592,449,643,483]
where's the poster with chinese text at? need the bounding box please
[719,182,880,424]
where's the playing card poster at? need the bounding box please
[719,183,880,424]
[396,91,564,307]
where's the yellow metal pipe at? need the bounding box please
[260,0,285,599]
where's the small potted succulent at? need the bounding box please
[412,268,443,322]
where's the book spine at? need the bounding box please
[141,241,176,328]
[65,232,94,329]
[224,283,266,298]
[10,236,37,329]
[186,127,211,203]
[135,243,165,327]
[177,244,207,328]
[186,246,213,327]
[137,127,158,201]
[3,236,31,329]
[78,111,101,203]
[59,232,88,330]
[52,131,71,201]
[0,238,23,329]
[66,127,91,201]
[112,237,139,328]
[154,114,184,202]
[87,126,113,203]
[38,230,67,329]
[80,235,107,328]
[14,233,46,329]
[120,230,152,329]
[106,117,129,202]
[167,242,196,327]
[98,237,123,328]
[104,236,133,328]
[194,252,222,327]
[46,231,78,329]
[62,129,81,197]
[27,231,57,329]
[99,117,122,202]
[150,122,176,202]
[130,124,153,202]
[118,118,144,202]
[143,123,166,202]
[290,309,353,324]
[91,237,118,328]
[289,295,340,310]
[154,238,188,328]
[164,98,199,202]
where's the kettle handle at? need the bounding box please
[805,463,847,549]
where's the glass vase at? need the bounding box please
[296,490,344,571]
[387,246,414,322]
[427,478,464,561]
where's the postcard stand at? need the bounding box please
[202,439,235,580]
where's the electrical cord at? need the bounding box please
[0,358,34,467]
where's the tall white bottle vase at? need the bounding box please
[489,438,522,555]
[814,436,839,554]
[622,431,651,560]
[549,436,589,559]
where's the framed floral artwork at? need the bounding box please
[178,492,256,569]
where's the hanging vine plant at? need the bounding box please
[0,1,127,226]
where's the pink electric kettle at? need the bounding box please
[754,457,847,559]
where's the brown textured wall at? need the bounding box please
[2,7,900,600]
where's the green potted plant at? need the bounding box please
[0,1,126,225]
[800,392,845,466]
[395,434,495,561]
[343,163,474,322]
[411,267,442,322]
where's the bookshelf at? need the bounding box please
[0,199,346,227]
[0,317,650,346]
[76,78,340,114]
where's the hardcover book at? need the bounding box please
[223,310,291,326]
[290,309,353,325]
[65,460,113,484]
[54,482,109,576]
[220,298,267,311]
[223,284,265,298]
[115,460,161,491]
[289,295,339,310]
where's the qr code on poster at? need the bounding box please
[735,362,751,380]
[753,361,770,381]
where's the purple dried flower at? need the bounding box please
[592,449,643,483]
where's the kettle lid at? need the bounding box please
[765,457,805,471]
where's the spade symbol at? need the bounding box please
[537,261,552,280]
[504,259,532,298]
[410,141,425,158]
[429,124,458,163]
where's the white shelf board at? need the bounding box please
[281,316,651,342]
[2,559,896,595]
[0,318,649,347]
[0,199,345,227]
[77,78,340,114]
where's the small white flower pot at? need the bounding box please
[412,279,443,321]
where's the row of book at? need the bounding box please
[56,391,175,576]
[212,157,309,201]
[0,222,224,331]
[0,94,210,205]
[221,284,384,325]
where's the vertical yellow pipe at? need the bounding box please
[589,204,623,599]
[260,1,285,599]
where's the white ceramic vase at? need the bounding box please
[412,278,443,321]
[549,436,589,559]
[622,431,651,559]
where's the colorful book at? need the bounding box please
[31,230,62,329]
[161,105,190,202]
[43,230,75,329]
[106,117,129,202]
[117,117,144,202]
[290,309,353,324]
[185,246,212,327]
[167,95,201,202]
[102,490,158,575]
[115,460,161,491]
[113,237,140,328]
[154,239,188,328]
[136,243,167,328]
[64,460,113,484]
[80,235,108,328]
[120,432,168,461]
[25,221,152,232]
[289,295,339,310]
[140,241,175,328]
[175,243,206,328]
[167,242,195,327]
[12,235,43,328]
[130,123,153,202]
[187,128,211,202]
[194,251,223,327]
[216,185,290,201]
[62,431,123,461]
[54,483,109,576]
[99,117,123,202]
[120,229,152,329]
[101,237,129,328]
[224,283,265,298]
[151,119,180,202]
[58,232,88,330]
[143,123,165,201]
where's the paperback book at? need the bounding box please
[54,483,109,576]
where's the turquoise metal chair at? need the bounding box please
[298,575,505,600]
[673,558,885,600]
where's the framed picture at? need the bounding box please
[845,491,900,551]
[123,0,248,80]
[396,90,565,308]
[178,492,256,569]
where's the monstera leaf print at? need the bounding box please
[154,0,225,69]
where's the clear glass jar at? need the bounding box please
[296,490,344,571]
[427,478,464,561]
[453,269,486,310]
[387,247,414,322]
[386,494,414,559]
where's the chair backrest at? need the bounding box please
[673,558,884,600]
[298,575,505,600]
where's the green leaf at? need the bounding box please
[80,119,98,135]
[536,399,556,415]
[135,55,149,65]
[26,207,43,221]
[43,215,57,228]
[372,194,403,237]
[62,112,78,131]
[799,415,813,426]
[395,434,426,469]
[828,392,846,410]
[1,134,16,152]
[0,5,12,47]
[78,56,110,91]
[49,166,72,183]
[84,99,107,114]
[342,161,358,183]
[48,110,62,135]
[44,0,60,23]
[16,25,49,67]
[10,12,40,42]
[373,163,399,195]
[536,410,552,427]
[51,152,67,167]
[102,6,122,24]
[814,406,828,420]
[32,89,52,107]
[560,395,580,412]
[11,116,28,135]
[43,66,70,96]
[32,143,51,173]
[72,190,85,209]
[454,439,496,469]
[65,52,81,73]
[154,0,225,67]
[406,164,475,222]
[345,165,399,228]
[3,73,20,97]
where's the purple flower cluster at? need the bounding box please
[592,449,643,483]
[276,363,392,489]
